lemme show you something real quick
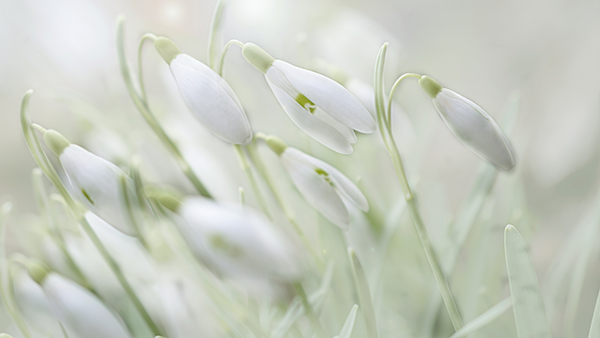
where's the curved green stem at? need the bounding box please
[117,16,211,198]
[217,39,245,76]
[138,33,158,103]
[386,73,421,129]
[374,44,463,331]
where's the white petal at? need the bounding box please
[314,107,358,143]
[60,145,136,235]
[170,54,252,144]
[286,148,368,212]
[273,60,376,133]
[433,89,516,171]
[43,274,131,338]
[281,148,350,227]
[266,72,353,154]
[177,198,301,280]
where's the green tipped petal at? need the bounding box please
[419,75,442,98]
[154,37,181,64]
[43,130,71,155]
[27,259,50,285]
[265,135,287,156]
[242,43,275,73]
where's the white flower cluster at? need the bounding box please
[0,4,522,338]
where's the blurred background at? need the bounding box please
[1,0,600,336]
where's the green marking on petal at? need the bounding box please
[209,234,243,258]
[315,168,335,187]
[296,94,316,114]
[81,189,94,205]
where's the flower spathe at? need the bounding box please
[266,136,369,229]
[155,37,252,144]
[27,262,131,338]
[242,43,376,154]
[419,76,516,171]
[159,195,301,282]
[43,130,137,235]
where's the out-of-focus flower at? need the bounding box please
[419,76,516,171]
[154,37,252,144]
[27,262,131,338]
[242,43,376,154]
[43,130,137,235]
[265,136,369,228]
[158,195,301,282]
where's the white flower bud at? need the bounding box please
[30,269,131,338]
[162,196,301,282]
[43,130,137,235]
[155,37,252,144]
[242,43,376,154]
[278,146,369,229]
[419,76,516,171]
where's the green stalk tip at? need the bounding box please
[43,130,71,156]
[154,37,181,64]
[419,75,442,98]
[265,135,287,156]
[242,43,275,73]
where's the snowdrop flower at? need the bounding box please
[265,136,369,229]
[158,195,301,282]
[27,261,131,338]
[419,76,516,171]
[242,43,376,154]
[154,37,252,144]
[43,130,137,235]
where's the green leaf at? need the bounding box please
[340,304,359,338]
[349,249,379,338]
[449,297,511,338]
[588,288,600,338]
[504,225,551,338]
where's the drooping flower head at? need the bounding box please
[419,76,516,171]
[27,261,131,338]
[157,195,302,283]
[265,136,369,229]
[242,43,376,154]
[154,37,252,144]
[43,130,137,235]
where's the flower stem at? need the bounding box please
[0,203,33,338]
[373,44,463,331]
[117,16,212,198]
[233,145,273,219]
[217,39,245,77]
[137,33,158,103]
[245,141,323,265]
[20,90,163,336]
[207,0,226,69]
[77,216,163,336]
[293,282,327,338]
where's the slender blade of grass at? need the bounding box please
[449,297,511,338]
[349,249,379,338]
[504,225,551,338]
[588,288,600,338]
[340,304,359,338]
